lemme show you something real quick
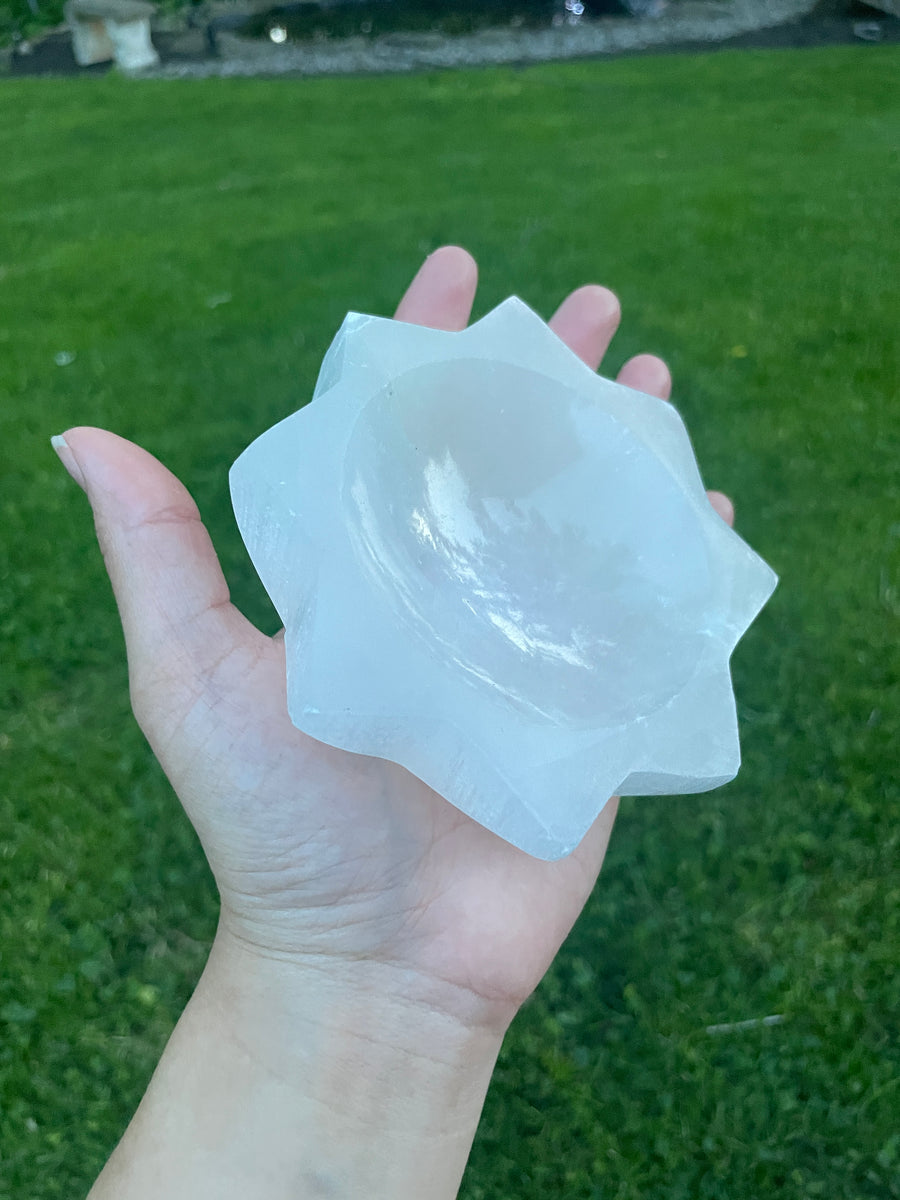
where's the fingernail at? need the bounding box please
[51,434,87,492]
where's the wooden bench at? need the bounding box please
[65,0,159,70]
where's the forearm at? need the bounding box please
[87,931,507,1200]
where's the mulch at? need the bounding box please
[7,2,898,77]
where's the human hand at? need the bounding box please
[67,247,735,1199]
[59,246,734,1036]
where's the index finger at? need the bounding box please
[393,246,479,331]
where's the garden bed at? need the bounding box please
[5,0,898,76]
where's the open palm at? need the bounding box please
[63,248,734,1030]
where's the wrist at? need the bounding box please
[91,925,509,1199]
[211,909,519,1032]
[203,924,508,1144]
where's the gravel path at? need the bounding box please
[148,0,820,79]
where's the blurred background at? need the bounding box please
[1,4,898,1197]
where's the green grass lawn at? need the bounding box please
[1,45,898,1199]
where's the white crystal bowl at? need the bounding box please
[231,299,777,859]
[345,357,713,728]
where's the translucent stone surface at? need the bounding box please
[230,298,778,860]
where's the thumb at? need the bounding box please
[53,427,260,735]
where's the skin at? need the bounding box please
[54,247,735,1199]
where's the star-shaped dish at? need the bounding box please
[231,299,777,860]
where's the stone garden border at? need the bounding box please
[148,0,821,79]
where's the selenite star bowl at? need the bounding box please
[231,298,777,860]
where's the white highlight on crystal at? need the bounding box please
[423,453,485,554]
